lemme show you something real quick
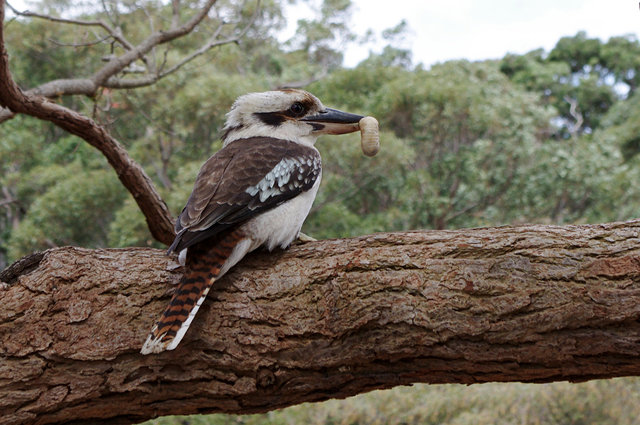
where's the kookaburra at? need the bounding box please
[141,89,364,354]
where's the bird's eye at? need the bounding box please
[289,102,305,116]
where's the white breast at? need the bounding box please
[243,172,321,251]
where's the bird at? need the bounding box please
[141,89,364,354]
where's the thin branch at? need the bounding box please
[564,95,584,137]
[139,0,157,75]
[104,0,262,90]
[0,186,21,216]
[171,0,181,29]
[48,33,112,47]
[99,0,119,28]
[0,198,18,207]
[88,0,218,85]
[0,0,262,240]
[5,1,134,51]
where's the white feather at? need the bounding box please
[222,90,325,148]
[242,173,321,251]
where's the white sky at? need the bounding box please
[283,0,640,67]
[7,1,640,68]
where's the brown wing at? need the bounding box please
[168,137,321,253]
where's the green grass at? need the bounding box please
[144,378,640,425]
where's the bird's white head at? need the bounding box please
[221,89,364,147]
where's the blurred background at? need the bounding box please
[2,0,640,423]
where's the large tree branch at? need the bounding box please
[3,221,640,425]
[0,29,176,244]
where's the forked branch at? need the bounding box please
[0,0,261,122]
[0,0,262,245]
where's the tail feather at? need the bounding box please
[141,229,245,355]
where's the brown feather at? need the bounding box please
[141,228,246,353]
[169,137,320,253]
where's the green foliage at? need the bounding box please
[304,130,415,238]
[600,35,640,93]
[598,93,640,159]
[549,31,602,73]
[143,378,640,425]
[108,197,159,248]
[4,18,97,88]
[313,60,558,231]
[289,0,356,69]
[500,31,640,137]
[8,166,126,259]
[5,15,640,261]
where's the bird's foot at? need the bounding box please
[296,232,317,243]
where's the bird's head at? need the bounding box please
[221,89,364,147]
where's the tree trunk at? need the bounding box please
[3,221,640,425]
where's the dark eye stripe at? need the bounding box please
[253,98,318,126]
[254,112,286,126]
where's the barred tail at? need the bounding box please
[141,229,246,354]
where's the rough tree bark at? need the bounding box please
[2,220,640,425]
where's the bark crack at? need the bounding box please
[0,251,45,285]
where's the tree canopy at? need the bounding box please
[2,1,640,271]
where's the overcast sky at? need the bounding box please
[7,1,640,68]
[284,0,640,68]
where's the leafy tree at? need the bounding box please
[4,4,640,274]
[320,60,556,231]
[501,32,640,138]
[288,0,355,70]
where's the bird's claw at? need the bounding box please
[297,232,317,243]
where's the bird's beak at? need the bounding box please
[302,108,364,135]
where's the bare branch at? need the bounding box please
[0,0,263,237]
[32,78,98,97]
[99,0,117,28]
[0,109,16,123]
[564,95,584,137]
[0,198,17,207]
[5,0,134,50]
[1,0,221,112]
[104,0,262,90]
[27,0,219,89]
[171,0,181,29]
[48,33,112,48]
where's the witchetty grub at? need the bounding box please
[359,116,380,157]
